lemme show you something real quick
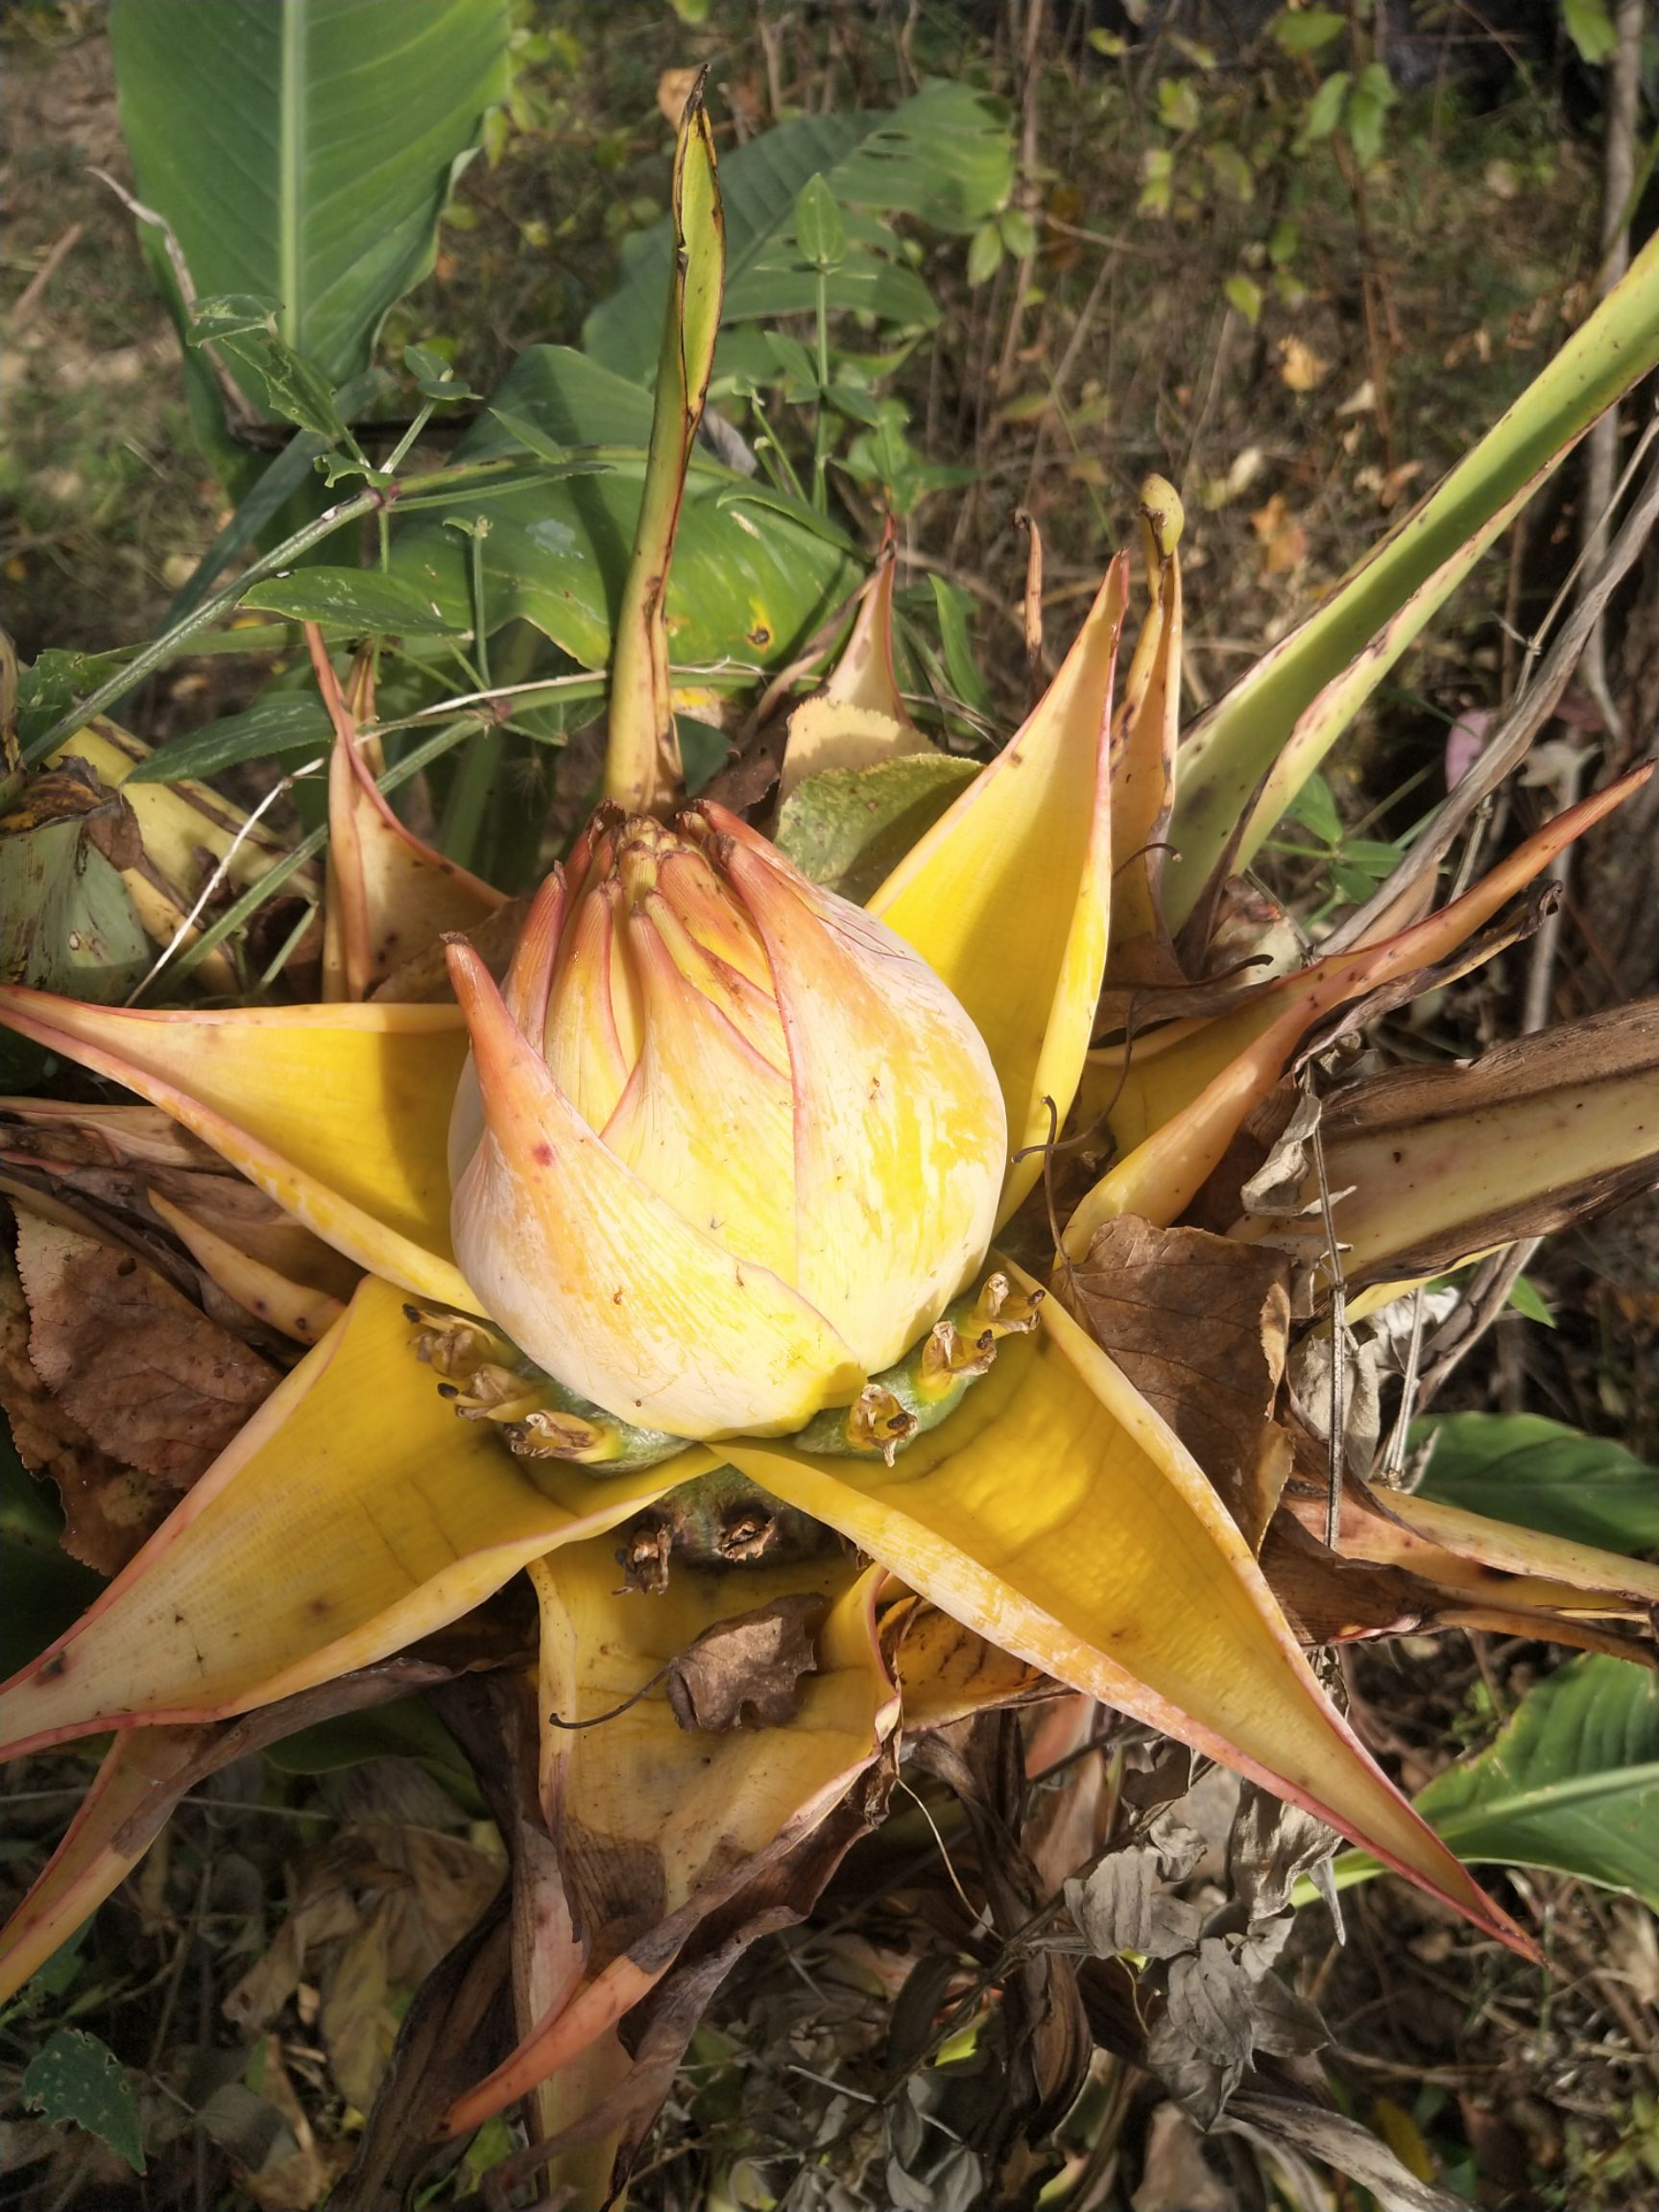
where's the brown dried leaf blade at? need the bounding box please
[1066,1215,1292,1547]
[9,1207,277,1567]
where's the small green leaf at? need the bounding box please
[486,406,572,465]
[966,219,1004,287]
[239,566,461,637]
[1266,217,1300,267]
[1505,1273,1556,1327]
[1224,273,1264,325]
[22,2029,147,2175]
[762,330,823,399]
[1344,61,1398,169]
[1273,8,1347,54]
[126,696,335,784]
[825,381,885,426]
[1204,141,1255,204]
[15,651,133,750]
[189,298,349,445]
[794,172,848,271]
[998,204,1038,257]
[1562,0,1620,63]
[1412,1412,1659,1555]
[1156,77,1202,132]
[1286,770,1343,845]
[405,343,478,402]
[1297,69,1352,147]
[775,753,979,903]
[926,576,991,717]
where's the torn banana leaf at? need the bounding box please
[1165,228,1659,923]
[1238,1000,1659,1290]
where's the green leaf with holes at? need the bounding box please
[22,2030,147,2174]
[239,567,462,637]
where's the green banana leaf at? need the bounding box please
[585,82,1014,382]
[776,755,979,902]
[1326,1657,1659,1913]
[392,349,860,673]
[0,815,150,1002]
[1166,228,1659,926]
[1413,1413,1659,1558]
[108,0,510,393]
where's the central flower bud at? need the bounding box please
[445,802,1006,1441]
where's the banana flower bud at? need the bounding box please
[445,802,1006,1440]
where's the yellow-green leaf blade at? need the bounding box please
[720,1274,1530,1952]
[0,1279,704,1752]
[0,986,473,1305]
[868,560,1127,1220]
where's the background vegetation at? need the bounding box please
[4,0,1659,2204]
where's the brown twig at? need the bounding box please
[10,220,84,326]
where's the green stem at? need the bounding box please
[380,400,436,480]
[469,530,493,689]
[439,727,502,873]
[811,265,831,516]
[15,486,383,781]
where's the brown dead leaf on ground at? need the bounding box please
[1277,335,1331,393]
[226,1823,505,2113]
[1064,1216,1292,1548]
[4,1202,278,1568]
[1249,493,1309,574]
[199,2036,352,2212]
[1132,2101,1242,2211]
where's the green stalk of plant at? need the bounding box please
[1164,225,1659,926]
[12,454,546,795]
[604,75,725,815]
[795,172,849,516]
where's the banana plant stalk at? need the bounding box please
[604,70,724,815]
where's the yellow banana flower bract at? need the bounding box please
[0,560,1537,2112]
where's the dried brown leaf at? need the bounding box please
[1254,1000,1659,1290]
[227,1824,503,2112]
[0,1222,146,1575]
[1132,2102,1242,2212]
[665,1591,825,1732]
[1146,1937,1259,2126]
[1227,1781,1337,1924]
[11,1203,276,1566]
[1226,2092,1466,2212]
[1064,1845,1205,1961]
[1067,1215,1292,1546]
